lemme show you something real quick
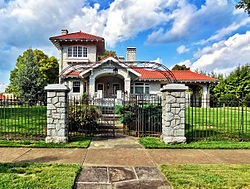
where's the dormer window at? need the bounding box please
[68,46,87,58]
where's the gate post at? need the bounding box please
[45,84,70,143]
[161,84,188,144]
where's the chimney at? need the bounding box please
[61,29,68,35]
[126,47,136,62]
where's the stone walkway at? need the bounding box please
[75,135,171,188]
[75,166,170,189]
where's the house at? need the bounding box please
[49,29,218,107]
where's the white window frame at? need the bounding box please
[68,46,88,58]
[131,83,150,94]
[72,81,81,93]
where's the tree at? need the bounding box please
[98,50,118,60]
[211,64,250,104]
[172,64,190,70]
[6,49,59,99]
[236,0,250,15]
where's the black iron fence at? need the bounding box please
[119,95,162,137]
[68,96,116,137]
[68,95,162,137]
[0,98,47,140]
[186,97,250,142]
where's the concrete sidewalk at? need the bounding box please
[1,145,250,188]
[0,147,249,165]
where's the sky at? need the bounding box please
[0,0,250,92]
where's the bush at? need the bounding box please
[68,103,101,133]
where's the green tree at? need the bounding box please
[98,50,117,60]
[236,0,250,15]
[6,49,59,99]
[212,64,250,104]
[172,64,190,70]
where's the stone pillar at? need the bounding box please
[45,84,70,143]
[202,84,210,108]
[161,84,188,144]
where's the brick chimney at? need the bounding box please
[126,47,136,62]
[61,29,68,35]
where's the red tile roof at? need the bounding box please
[62,65,218,82]
[171,70,218,81]
[61,71,81,77]
[0,94,5,100]
[50,31,104,40]
[132,68,218,82]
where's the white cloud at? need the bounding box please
[68,0,173,47]
[0,0,249,84]
[151,57,162,64]
[177,45,189,54]
[147,0,234,44]
[147,1,196,43]
[0,83,8,93]
[191,32,250,74]
[197,17,250,45]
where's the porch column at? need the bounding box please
[202,84,210,108]
[89,76,95,98]
[124,78,131,95]
[193,87,200,107]
[45,84,70,143]
[161,84,188,144]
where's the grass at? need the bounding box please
[161,164,250,189]
[139,137,250,149]
[0,136,91,148]
[0,163,81,189]
[186,106,250,141]
[0,106,46,137]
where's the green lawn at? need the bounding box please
[0,136,91,148]
[0,163,81,189]
[139,137,250,149]
[161,164,250,189]
[0,106,46,138]
[186,106,250,141]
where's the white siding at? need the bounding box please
[61,45,97,70]
[148,82,161,95]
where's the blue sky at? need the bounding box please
[0,0,250,92]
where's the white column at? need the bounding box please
[124,78,131,95]
[59,47,64,84]
[89,76,95,98]
[202,84,210,108]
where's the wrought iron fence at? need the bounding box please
[68,95,162,137]
[120,94,162,137]
[68,96,116,137]
[186,97,250,142]
[0,98,47,140]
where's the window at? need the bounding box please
[132,83,150,94]
[73,81,80,93]
[68,46,87,58]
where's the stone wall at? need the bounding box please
[161,84,188,144]
[45,84,70,143]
